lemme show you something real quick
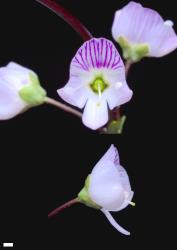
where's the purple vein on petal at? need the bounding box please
[85,43,89,69]
[93,39,98,68]
[71,38,124,74]
[97,41,100,68]
[101,38,104,68]
[89,40,95,68]
[114,147,119,166]
[72,63,85,70]
[103,40,108,67]
[112,52,121,69]
[107,43,113,68]
[74,56,88,71]
[78,49,89,70]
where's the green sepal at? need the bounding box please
[19,73,46,106]
[107,115,126,134]
[78,175,101,209]
[118,36,149,62]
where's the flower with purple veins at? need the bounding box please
[57,38,133,130]
[112,1,177,62]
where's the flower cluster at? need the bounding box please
[1,0,177,236]
[1,2,176,131]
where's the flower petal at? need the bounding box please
[115,165,134,211]
[100,68,133,109]
[101,208,130,235]
[112,1,177,57]
[89,159,125,211]
[82,98,108,130]
[112,2,163,43]
[106,81,133,110]
[117,191,134,212]
[96,144,120,166]
[58,38,131,117]
[0,78,26,120]
[71,38,124,71]
[8,62,33,74]
[118,165,132,193]
[146,21,177,57]
[0,62,35,90]
[57,84,88,109]
[0,62,43,120]
[89,145,134,211]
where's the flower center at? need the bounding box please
[90,77,108,94]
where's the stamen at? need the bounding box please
[129,201,136,207]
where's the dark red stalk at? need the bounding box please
[35,0,93,41]
[48,198,79,218]
[125,60,132,77]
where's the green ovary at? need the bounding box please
[90,77,108,94]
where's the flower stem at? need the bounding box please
[48,198,79,218]
[45,97,82,118]
[112,107,121,121]
[35,0,93,41]
[125,60,132,77]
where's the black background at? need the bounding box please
[0,0,176,249]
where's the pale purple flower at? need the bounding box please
[112,1,177,59]
[0,62,46,120]
[49,144,134,235]
[88,145,134,235]
[57,38,132,130]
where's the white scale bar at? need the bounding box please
[3,243,13,247]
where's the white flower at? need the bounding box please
[112,1,177,61]
[78,145,134,235]
[0,62,46,120]
[58,38,132,130]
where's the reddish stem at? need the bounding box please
[125,60,132,77]
[35,0,93,41]
[48,198,79,218]
[112,107,121,121]
[45,97,82,118]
